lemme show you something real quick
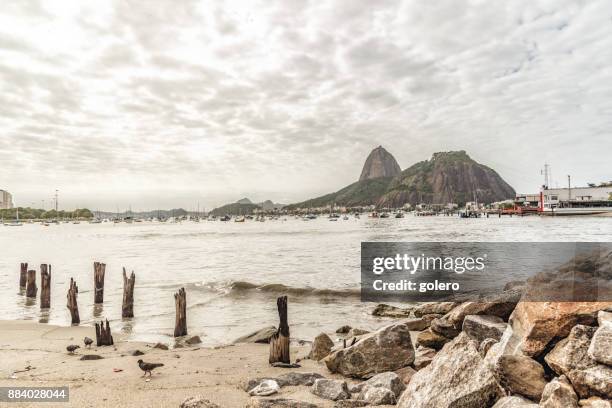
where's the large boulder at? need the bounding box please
[567,365,612,399]
[399,317,432,331]
[180,396,221,408]
[509,302,605,357]
[462,315,508,343]
[539,375,579,408]
[588,322,612,366]
[544,325,598,376]
[324,322,415,378]
[578,397,612,407]
[358,386,396,405]
[309,333,334,361]
[414,302,458,317]
[416,328,451,350]
[395,366,417,385]
[361,371,405,397]
[276,372,324,387]
[494,355,547,400]
[234,326,277,344]
[597,310,612,326]
[430,317,460,338]
[397,333,503,408]
[491,396,537,407]
[310,379,350,401]
[444,290,520,329]
[246,398,319,408]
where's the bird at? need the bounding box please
[83,337,93,348]
[137,359,164,377]
[66,345,80,354]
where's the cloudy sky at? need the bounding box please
[1,0,611,210]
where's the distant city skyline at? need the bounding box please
[1,1,611,211]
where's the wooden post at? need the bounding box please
[67,278,80,324]
[26,269,37,298]
[93,262,106,304]
[95,319,114,346]
[174,287,187,337]
[20,263,28,289]
[269,296,290,364]
[122,268,135,318]
[40,264,51,308]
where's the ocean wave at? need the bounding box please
[225,281,361,298]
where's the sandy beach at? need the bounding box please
[0,320,361,408]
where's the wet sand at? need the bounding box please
[0,320,352,407]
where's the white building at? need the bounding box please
[542,185,612,204]
[0,189,14,209]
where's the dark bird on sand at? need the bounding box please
[137,359,164,377]
[66,345,80,354]
[83,337,93,348]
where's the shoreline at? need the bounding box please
[0,320,353,407]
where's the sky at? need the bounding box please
[1,0,611,211]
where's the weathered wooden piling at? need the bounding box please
[174,287,187,337]
[20,263,28,289]
[26,269,37,298]
[93,262,106,304]
[40,264,51,308]
[67,278,80,324]
[95,319,114,346]
[269,295,290,364]
[122,268,135,318]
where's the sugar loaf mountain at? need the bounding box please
[290,146,515,208]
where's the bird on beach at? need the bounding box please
[137,359,164,377]
[83,337,93,348]
[66,345,80,354]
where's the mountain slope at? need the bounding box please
[288,177,394,209]
[377,151,515,207]
[359,146,401,181]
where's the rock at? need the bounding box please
[336,325,352,334]
[479,338,498,357]
[153,342,169,350]
[270,362,301,369]
[491,396,538,407]
[346,328,370,338]
[372,303,412,318]
[445,290,520,329]
[463,314,508,343]
[243,378,284,393]
[395,366,417,385]
[503,280,526,292]
[494,354,547,400]
[414,302,458,317]
[540,375,579,408]
[324,322,415,378]
[180,396,221,408]
[276,372,324,387]
[579,397,612,407]
[362,371,406,397]
[79,354,103,360]
[397,332,502,408]
[246,398,319,408]
[509,301,604,357]
[249,379,280,396]
[309,333,334,361]
[332,401,369,408]
[234,326,277,344]
[310,379,349,401]
[567,365,612,399]
[430,317,459,338]
[399,317,431,331]
[588,323,612,366]
[130,349,145,356]
[414,346,436,370]
[348,382,365,394]
[185,335,202,345]
[545,325,598,376]
[597,311,612,326]
[358,386,396,405]
[416,328,451,350]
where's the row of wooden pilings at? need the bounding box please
[19,262,289,363]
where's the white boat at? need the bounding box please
[234,215,245,222]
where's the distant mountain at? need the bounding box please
[260,200,285,211]
[210,203,260,216]
[377,151,516,207]
[359,145,401,181]
[97,208,188,219]
[289,149,515,208]
[236,198,253,204]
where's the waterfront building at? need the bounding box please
[0,189,13,209]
